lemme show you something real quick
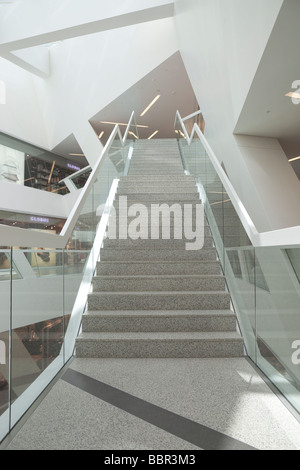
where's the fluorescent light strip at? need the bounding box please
[128,131,139,139]
[285,92,300,100]
[69,153,85,156]
[98,131,104,139]
[148,130,159,140]
[288,156,300,163]
[100,121,149,128]
[140,95,161,117]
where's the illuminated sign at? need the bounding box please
[67,163,80,171]
[30,216,50,223]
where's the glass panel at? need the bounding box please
[225,246,256,360]
[176,118,256,360]
[10,248,64,427]
[0,248,11,442]
[256,247,300,413]
[70,168,92,190]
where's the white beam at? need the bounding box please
[0,4,174,53]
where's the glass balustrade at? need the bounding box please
[0,114,137,442]
[175,113,300,414]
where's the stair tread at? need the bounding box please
[93,274,224,280]
[89,290,229,296]
[77,331,243,341]
[83,309,235,317]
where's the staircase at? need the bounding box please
[75,139,244,358]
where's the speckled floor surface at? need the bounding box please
[2,357,300,450]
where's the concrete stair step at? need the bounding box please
[112,199,202,208]
[117,183,197,191]
[75,331,244,358]
[119,175,195,182]
[96,260,222,276]
[117,193,199,201]
[81,310,237,333]
[117,187,197,194]
[88,291,231,311]
[92,274,226,292]
[99,247,217,262]
[102,236,214,249]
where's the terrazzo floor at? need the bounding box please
[2,357,300,451]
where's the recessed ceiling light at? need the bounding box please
[285,91,300,100]
[288,156,300,163]
[140,95,161,117]
[148,130,159,140]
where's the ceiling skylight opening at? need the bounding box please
[148,130,159,140]
[288,156,300,163]
[140,95,161,117]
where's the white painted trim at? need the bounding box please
[182,109,202,122]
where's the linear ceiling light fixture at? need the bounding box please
[68,153,85,156]
[148,130,159,140]
[285,91,300,100]
[98,131,104,139]
[288,156,300,162]
[100,121,149,128]
[140,95,161,117]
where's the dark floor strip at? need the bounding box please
[62,368,256,451]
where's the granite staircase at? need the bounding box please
[76,139,244,358]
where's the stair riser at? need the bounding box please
[112,201,203,210]
[92,277,226,292]
[75,339,244,358]
[102,237,214,249]
[105,226,212,240]
[119,176,195,182]
[100,249,216,262]
[82,315,237,333]
[116,194,200,201]
[97,262,222,276]
[88,293,230,311]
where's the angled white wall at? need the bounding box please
[174,0,300,232]
[0,58,49,149]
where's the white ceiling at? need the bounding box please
[53,51,198,166]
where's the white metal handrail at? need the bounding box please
[175,110,300,248]
[0,111,137,248]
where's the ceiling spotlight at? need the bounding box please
[140,95,161,117]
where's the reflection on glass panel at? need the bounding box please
[225,247,256,361]
[0,249,10,441]
[71,168,92,189]
[11,249,64,419]
[24,249,64,277]
[256,247,300,412]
